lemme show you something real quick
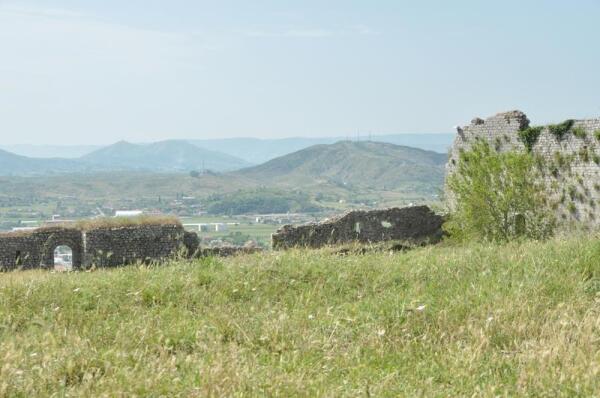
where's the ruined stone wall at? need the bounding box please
[272,206,444,250]
[447,110,600,226]
[0,223,196,271]
[0,228,83,271]
[84,224,187,267]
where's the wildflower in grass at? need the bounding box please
[416,305,426,312]
[377,329,386,337]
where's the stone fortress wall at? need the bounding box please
[447,110,600,226]
[272,206,444,249]
[0,223,201,271]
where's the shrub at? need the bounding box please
[518,126,543,152]
[445,141,554,242]
[568,185,577,200]
[548,120,574,141]
[578,147,590,162]
[572,126,587,139]
[594,130,600,141]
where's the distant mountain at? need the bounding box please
[0,144,101,159]
[0,149,85,176]
[0,140,251,176]
[189,134,454,164]
[1,133,454,166]
[235,141,447,193]
[81,140,251,172]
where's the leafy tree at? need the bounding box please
[446,140,554,242]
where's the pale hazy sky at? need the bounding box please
[1,0,599,145]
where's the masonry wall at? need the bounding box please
[0,228,83,271]
[84,225,187,267]
[447,110,600,226]
[272,206,444,249]
[0,223,196,271]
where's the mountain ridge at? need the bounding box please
[81,140,251,172]
[235,140,447,193]
[0,140,251,176]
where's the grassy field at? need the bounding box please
[0,237,598,396]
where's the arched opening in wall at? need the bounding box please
[54,246,73,271]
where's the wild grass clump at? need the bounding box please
[73,215,181,230]
[517,125,543,152]
[1,216,182,236]
[572,126,587,139]
[548,119,575,141]
[0,237,598,396]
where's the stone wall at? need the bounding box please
[0,223,197,271]
[272,206,444,250]
[447,111,600,226]
[84,225,188,267]
[0,227,83,270]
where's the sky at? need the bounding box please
[0,0,599,145]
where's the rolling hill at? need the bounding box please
[0,140,251,176]
[0,149,86,175]
[235,141,447,193]
[190,133,454,164]
[81,140,251,172]
[0,144,101,158]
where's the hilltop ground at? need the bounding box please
[0,236,598,396]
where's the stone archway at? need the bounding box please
[40,230,84,269]
[53,245,74,271]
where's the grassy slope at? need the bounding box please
[237,141,447,193]
[0,237,598,396]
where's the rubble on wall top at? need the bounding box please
[466,110,530,130]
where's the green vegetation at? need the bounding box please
[579,147,590,162]
[548,119,575,141]
[0,237,598,396]
[205,189,322,215]
[568,202,577,214]
[572,126,587,139]
[237,141,446,195]
[446,141,554,242]
[0,141,448,232]
[594,130,600,141]
[517,125,543,152]
[73,215,181,230]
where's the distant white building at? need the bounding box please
[115,210,143,217]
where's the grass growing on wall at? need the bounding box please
[548,120,575,141]
[572,126,587,139]
[517,126,544,152]
[0,216,183,236]
[74,215,182,230]
[0,237,598,396]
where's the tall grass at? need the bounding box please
[0,237,598,396]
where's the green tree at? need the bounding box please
[446,140,554,242]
